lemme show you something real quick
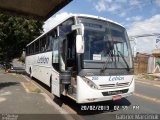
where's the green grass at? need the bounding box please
[141,74,157,80]
[31,88,41,93]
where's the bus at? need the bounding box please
[25,14,134,103]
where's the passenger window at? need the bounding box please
[26,47,29,55]
[52,39,59,71]
[35,40,40,53]
[53,40,59,63]
[46,37,53,51]
[30,44,34,54]
[40,36,46,52]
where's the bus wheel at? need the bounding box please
[50,76,52,93]
[29,68,32,78]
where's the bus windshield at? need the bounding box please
[78,17,133,69]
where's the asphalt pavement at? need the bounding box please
[135,82,160,99]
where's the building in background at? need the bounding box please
[130,34,160,74]
[130,34,160,57]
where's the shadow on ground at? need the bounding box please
[0,82,20,90]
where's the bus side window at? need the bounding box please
[40,36,46,52]
[26,47,29,56]
[46,37,52,51]
[30,44,34,54]
[35,40,40,53]
[52,39,59,71]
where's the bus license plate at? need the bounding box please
[112,95,122,101]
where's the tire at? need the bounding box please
[50,76,52,93]
[29,68,32,79]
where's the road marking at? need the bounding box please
[134,93,160,103]
[21,82,29,93]
[22,75,44,90]
[0,97,6,102]
[21,75,30,82]
[135,80,160,88]
[154,85,160,87]
[0,91,11,96]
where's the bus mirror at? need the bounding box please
[76,35,84,54]
[72,24,84,36]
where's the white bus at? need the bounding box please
[25,14,134,103]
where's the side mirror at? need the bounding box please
[76,35,84,54]
[71,24,84,36]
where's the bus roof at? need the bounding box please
[27,14,124,46]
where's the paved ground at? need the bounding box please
[2,59,160,120]
[0,69,71,120]
[135,81,160,99]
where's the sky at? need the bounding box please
[43,0,160,54]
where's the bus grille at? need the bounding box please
[99,82,130,89]
[102,89,129,96]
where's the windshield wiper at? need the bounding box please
[100,51,112,73]
[117,51,130,71]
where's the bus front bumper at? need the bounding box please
[77,76,135,103]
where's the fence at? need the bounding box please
[134,53,150,74]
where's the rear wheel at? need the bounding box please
[29,68,32,78]
[50,76,52,93]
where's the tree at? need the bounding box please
[0,13,43,66]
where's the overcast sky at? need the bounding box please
[43,0,160,37]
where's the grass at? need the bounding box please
[138,74,158,81]
[23,82,42,93]
[31,88,41,93]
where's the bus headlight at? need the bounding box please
[82,77,98,90]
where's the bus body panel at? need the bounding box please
[25,52,53,86]
[77,76,134,103]
[51,70,60,97]
[86,75,133,90]
[26,51,61,96]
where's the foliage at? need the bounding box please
[142,74,156,80]
[19,57,25,63]
[0,13,43,64]
[156,61,160,66]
